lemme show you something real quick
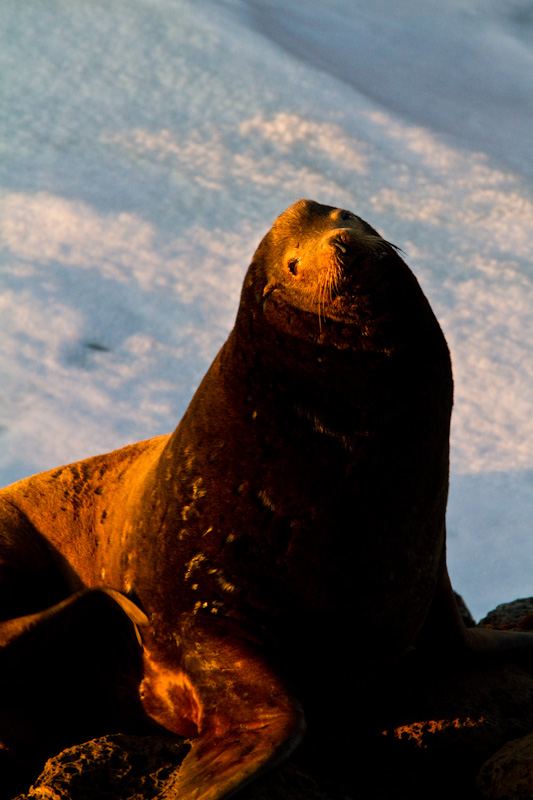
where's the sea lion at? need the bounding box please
[0,199,531,799]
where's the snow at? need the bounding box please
[1,0,532,620]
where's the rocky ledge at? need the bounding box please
[10,597,533,800]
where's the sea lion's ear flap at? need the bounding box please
[0,588,146,776]
[101,588,148,646]
[102,588,148,627]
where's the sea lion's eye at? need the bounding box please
[339,210,356,221]
[287,258,300,276]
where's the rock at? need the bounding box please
[476,732,533,800]
[375,652,533,800]
[478,598,533,630]
[13,735,189,800]
[13,734,332,800]
[10,596,533,800]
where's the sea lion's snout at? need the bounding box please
[332,239,347,254]
[323,228,358,261]
[320,227,380,283]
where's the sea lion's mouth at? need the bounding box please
[325,233,352,277]
[305,228,394,319]
[324,228,353,254]
[322,227,397,272]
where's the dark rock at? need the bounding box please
[13,734,332,800]
[476,732,533,800]
[13,734,189,800]
[11,597,533,800]
[478,597,533,630]
[373,652,533,800]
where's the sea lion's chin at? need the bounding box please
[262,288,354,321]
[260,289,387,353]
[258,262,396,343]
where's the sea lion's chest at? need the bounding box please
[135,390,446,663]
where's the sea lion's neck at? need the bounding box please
[160,293,452,481]
[228,303,451,448]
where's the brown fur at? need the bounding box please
[0,200,530,800]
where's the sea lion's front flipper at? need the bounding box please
[148,623,305,800]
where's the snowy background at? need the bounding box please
[1,0,532,620]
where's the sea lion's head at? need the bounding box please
[258,199,398,322]
[239,199,445,358]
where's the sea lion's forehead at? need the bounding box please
[276,199,339,225]
[273,199,376,238]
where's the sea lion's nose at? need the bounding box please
[322,228,357,258]
[329,233,350,255]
